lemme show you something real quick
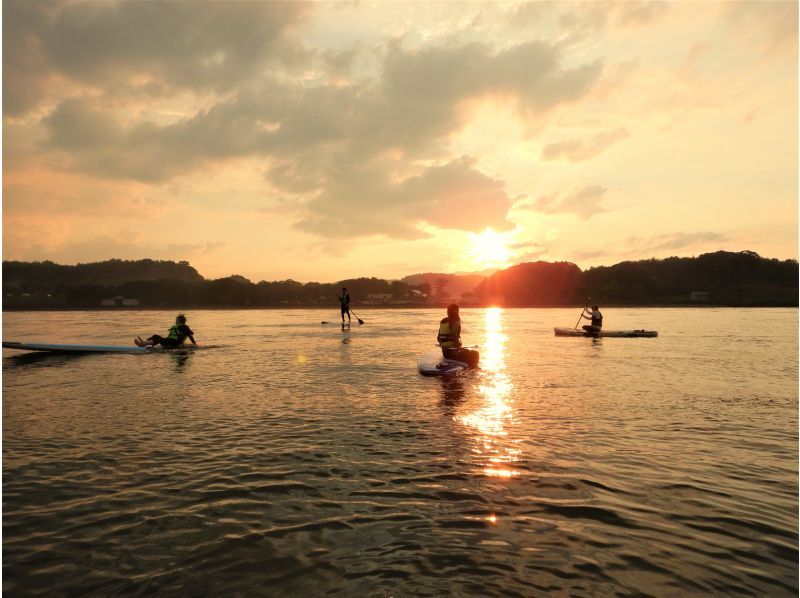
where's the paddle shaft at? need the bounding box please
[574,298,591,329]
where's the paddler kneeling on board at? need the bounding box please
[438,304,479,368]
[135,314,197,348]
[581,305,603,334]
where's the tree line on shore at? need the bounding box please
[3,251,797,309]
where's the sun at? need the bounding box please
[468,228,512,270]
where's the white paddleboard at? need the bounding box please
[417,349,469,376]
[2,341,194,354]
[554,328,658,338]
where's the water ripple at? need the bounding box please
[3,308,798,595]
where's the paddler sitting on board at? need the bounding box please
[338,287,351,325]
[581,305,603,334]
[438,304,479,368]
[135,314,197,348]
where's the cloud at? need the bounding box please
[541,127,629,161]
[10,234,228,264]
[740,108,758,125]
[43,98,126,152]
[508,2,559,27]
[256,198,306,217]
[295,157,515,238]
[2,2,61,117]
[723,1,798,57]
[632,231,728,253]
[612,1,670,28]
[557,1,670,37]
[40,38,602,176]
[572,231,729,264]
[522,185,609,219]
[381,40,602,124]
[4,162,173,219]
[3,0,312,117]
[509,240,549,262]
[29,30,603,238]
[510,240,543,251]
[41,94,286,181]
[571,248,606,261]
[678,42,711,78]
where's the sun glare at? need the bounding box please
[468,228,512,270]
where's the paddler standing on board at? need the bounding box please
[135,314,197,348]
[338,287,351,326]
[581,305,603,334]
[438,304,479,368]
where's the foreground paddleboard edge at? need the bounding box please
[2,341,196,354]
[553,328,658,338]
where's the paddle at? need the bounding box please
[349,309,365,325]
[574,297,591,329]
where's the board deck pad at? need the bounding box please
[417,349,469,376]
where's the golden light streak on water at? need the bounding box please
[458,307,520,478]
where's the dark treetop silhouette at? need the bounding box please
[3,251,797,309]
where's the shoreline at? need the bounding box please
[3,304,797,312]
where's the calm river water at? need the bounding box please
[3,308,798,596]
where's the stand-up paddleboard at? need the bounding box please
[2,341,196,354]
[417,349,469,376]
[554,328,657,338]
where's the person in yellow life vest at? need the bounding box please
[135,314,197,348]
[437,304,479,368]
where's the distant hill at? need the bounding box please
[3,259,204,288]
[3,251,797,309]
[475,261,582,306]
[2,260,433,308]
[580,250,798,306]
[400,273,487,300]
[473,251,797,307]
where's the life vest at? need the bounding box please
[591,311,603,328]
[167,324,186,344]
[437,317,459,348]
[339,294,350,307]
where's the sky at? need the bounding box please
[3,0,798,282]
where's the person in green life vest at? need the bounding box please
[338,287,351,325]
[135,314,197,348]
[437,304,479,368]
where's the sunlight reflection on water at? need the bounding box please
[458,307,521,479]
[3,308,798,596]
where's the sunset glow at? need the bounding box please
[3,1,797,281]
[468,229,513,270]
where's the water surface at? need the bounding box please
[3,308,798,595]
